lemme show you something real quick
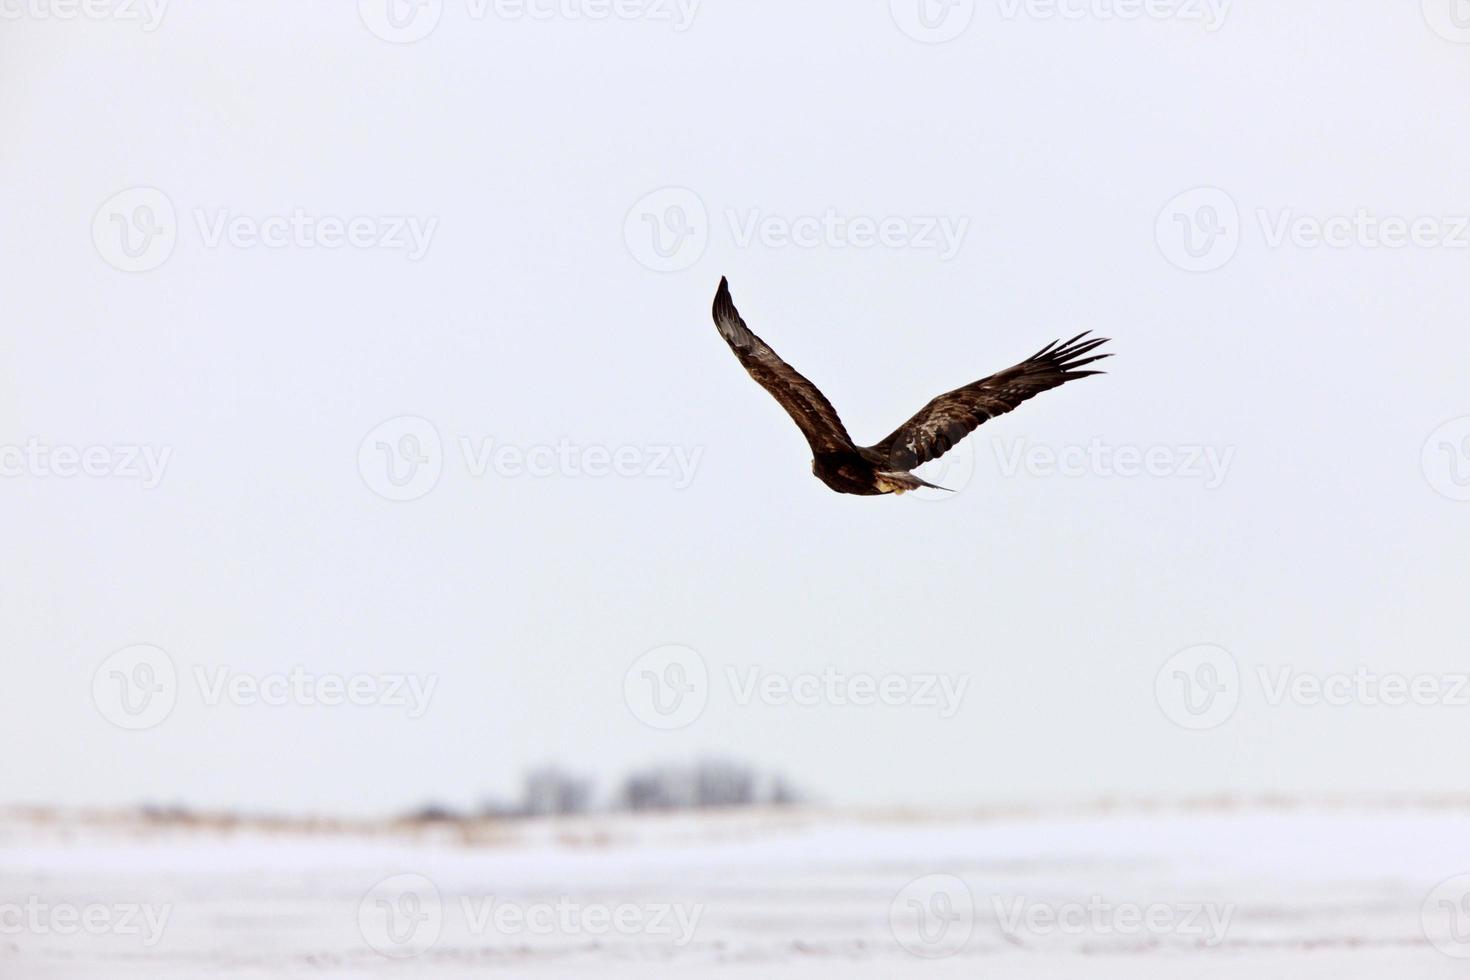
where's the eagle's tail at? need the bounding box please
[875,471,953,495]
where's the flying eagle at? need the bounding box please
[711,277,1111,496]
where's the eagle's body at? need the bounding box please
[711,278,1111,496]
[812,450,931,496]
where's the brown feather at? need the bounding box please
[709,278,1112,496]
[711,278,856,456]
[866,332,1112,471]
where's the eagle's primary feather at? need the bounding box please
[867,332,1111,472]
[711,277,856,457]
[710,277,1110,496]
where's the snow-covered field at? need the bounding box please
[4,805,1470,978]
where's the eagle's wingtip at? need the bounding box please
[713,277,739,326]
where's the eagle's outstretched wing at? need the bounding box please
[712,277,855,455]
[867,332,1111,470]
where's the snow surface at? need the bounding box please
[2,806,1468,978]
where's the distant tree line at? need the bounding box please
[404,759,802,822]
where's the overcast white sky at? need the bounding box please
[1,1,1468,816]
